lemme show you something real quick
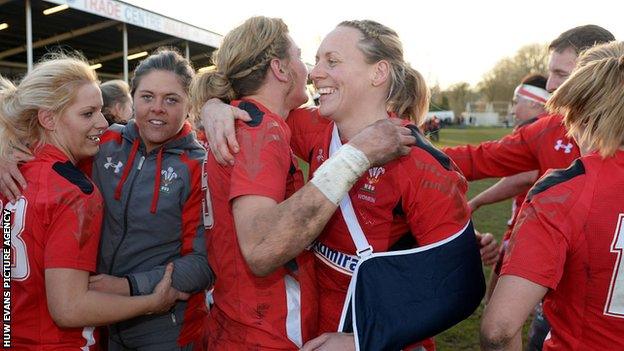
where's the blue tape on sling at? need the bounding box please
[339,221,485,351]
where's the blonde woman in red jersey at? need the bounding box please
[199,20,486,351]
[0,56,184,350]
[190,16,413,350]
[481,41,624,350]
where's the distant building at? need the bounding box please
[462,101,511,126]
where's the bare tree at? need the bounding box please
[446,82,476,120]
[477,43,548,102]
[429,83,450,111]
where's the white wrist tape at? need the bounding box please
[310,144,371,204]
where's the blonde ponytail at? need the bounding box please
[388,63,429,125]
[0,76,31,160]
[189,69,236,118]
[190,16,291,114]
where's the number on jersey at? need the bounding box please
[605,213,624,318]
[1,198,30,280]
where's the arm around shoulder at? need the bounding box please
[231,118,416,277]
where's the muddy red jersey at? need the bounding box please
[204,99,317,350]
[286,107,331,161]
[502,151,624,350]
[443,114,579,180]
[288,113,471,337]
[1,144,103,350]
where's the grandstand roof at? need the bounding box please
[0,0,222,80]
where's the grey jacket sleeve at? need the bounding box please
[125,252,213,296]
[126,181,214,295]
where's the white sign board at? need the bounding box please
[45,0,222,48]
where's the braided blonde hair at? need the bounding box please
[338,20,429,125]
[190,16,291,114]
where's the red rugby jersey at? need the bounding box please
[443,114,579,180]
[1,144,103,350]
[204,99,317,350]
[502,151,624,350]
[287,110,471,337]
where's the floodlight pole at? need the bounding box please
[185,41,190,61]
[123,23,128,83]
[25,0,33,72]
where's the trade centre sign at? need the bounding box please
[46,0,222,48]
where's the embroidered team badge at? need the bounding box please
[160,167,178,193]
[554,139,573,153]
[104,157,123,173]
[362,167,385,193]
[358,167,385,204]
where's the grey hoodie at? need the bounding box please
[91,120,213,347]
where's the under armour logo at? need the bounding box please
[554,140,573,154]
[104,157,123,173]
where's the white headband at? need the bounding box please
[513,84,550,105]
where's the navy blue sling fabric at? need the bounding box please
[340,221,485,350]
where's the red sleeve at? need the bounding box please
[400,148,472,246]
[286,107,331,161]
[229,119,292,203]
[501,175,585,289]
[44,188,103,272]
[179,153,203,255]
[442,121,542,180]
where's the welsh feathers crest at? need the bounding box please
[161,167,178,185]
[362,167,385,193]
[159,167,178,193]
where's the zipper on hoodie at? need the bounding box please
[108,155,146,275]
[108,154,145,343]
